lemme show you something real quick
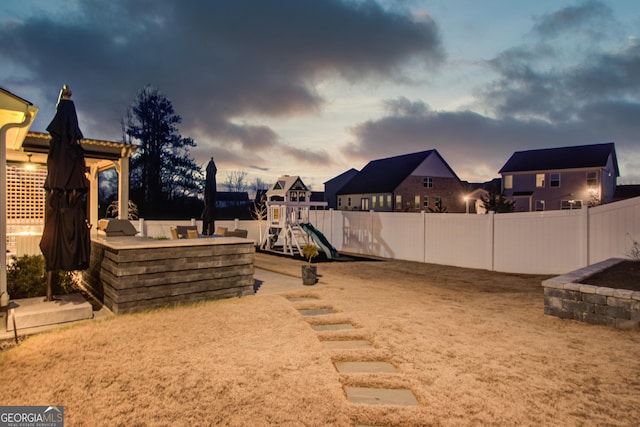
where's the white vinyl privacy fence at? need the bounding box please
[139,196,640,275]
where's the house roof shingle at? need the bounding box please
[499,143,619,176]
[338,150,456,195]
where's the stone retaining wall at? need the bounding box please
[542,258,640,329]
[82,236,255,314]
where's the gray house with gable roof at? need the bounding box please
[499,143,619,212]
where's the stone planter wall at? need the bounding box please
[542,258,640,330]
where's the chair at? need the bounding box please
[224,229,248,238]
[176,225,198,239]
[214,227,228,236]
[187,229,199,239]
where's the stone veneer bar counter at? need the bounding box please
[82,236,255,314]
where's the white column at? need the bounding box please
[89,165,99,235]
[117,156,130,220]
[1,112,34,306]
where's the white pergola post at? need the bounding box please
[89,165,100,234]
[117,153,130,220]
[1,112,35,306]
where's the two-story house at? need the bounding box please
[324,168,359,209]
[336,150,466,213]
[499,143,619,212]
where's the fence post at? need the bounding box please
[580,205,589,267]
[421,210,426,264]
[487,211,495,271]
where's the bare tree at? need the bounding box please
[249,177,270,199]
[224,170,249,192]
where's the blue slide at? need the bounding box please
[300,223,338,259]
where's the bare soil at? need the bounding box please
[581,260,640,291]
[0,253,639,426]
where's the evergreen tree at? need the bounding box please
[480,186,516,213]
[122,86,202,216]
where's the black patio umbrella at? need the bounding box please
[201,157,217,235]
[39,85,90,301]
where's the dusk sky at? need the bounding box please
[2,0,639,190]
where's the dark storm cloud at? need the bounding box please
[344,1,640,183]
[0,0,443,168]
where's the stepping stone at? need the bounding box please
[312,323,355,331]
[344,386,419,406]
[322,340,373,349]
[335,361,397,373]
[287,297,318,302]
[298,308,335,316]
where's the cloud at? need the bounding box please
[343,2,640,184]
[0,0,444,171]
[531,0,617,41]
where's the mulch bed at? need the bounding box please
[581,260,640,292]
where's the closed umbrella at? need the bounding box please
[201,157,217,235]
[39,85,90,301]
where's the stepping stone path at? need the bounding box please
[345,387,419,406]
[311,323,355,331]
[298,308,336,316]
[286,293,420,416]
[334,361,397,373]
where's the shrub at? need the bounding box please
[628,234,640,262]
[6,255,78,299]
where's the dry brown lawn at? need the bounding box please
[1,252,639,426]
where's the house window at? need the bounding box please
[361,198,369,211]
[550,173,560,187]
[587,171,598,187]
[338,197,342,207]
[435,197,442,209]
[395,195,402,210]
[535,200,545,211]
[348,197,351,207]
[536,173,545,188]
[386,195,391,208]
[414,195,420,208]
[561,200,582,210]
[504,175,513,189]
[423,177,433,188]
[423,196,429,207]
[371,195,377,209]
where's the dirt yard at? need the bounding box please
[1,252,639,426]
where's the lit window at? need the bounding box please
[561,200,582,210]
[536,174,545,188]
[372,195,377,209]
[550,173,560,187]
[587,171,598,186]
[386,195,391,208]
[504,175,513,189]
[414,195,420,208]
[395,194,402,210]
[423,177,433,188]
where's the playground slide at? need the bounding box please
[300,223,338,259]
